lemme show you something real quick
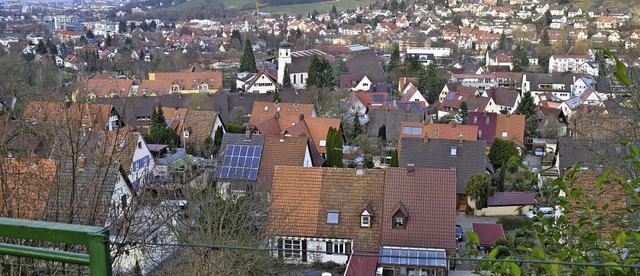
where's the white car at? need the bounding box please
[526,207,555,219]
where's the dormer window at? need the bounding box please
[361,209,371,228]
[391,201,408,230]
[184,130,190,138]
[450,146,457,156]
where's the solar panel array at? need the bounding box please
[373,94,386,101]
[378,247,446,267]
[215,145,262,180]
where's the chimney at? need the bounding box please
[458,133,464,143]
[279,132,285,142]
[64,93,71,108]
[245,128,252,140]
[356,162,364,176]
[407,164,415,175]
[299,113,304,121]
[423,133,429,143]
[78,154,86,168]
[450,120,457,128]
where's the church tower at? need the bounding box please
[277,40,291,85]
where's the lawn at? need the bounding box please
[168,0,256,12]
[263,0,377,14]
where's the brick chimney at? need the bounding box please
[356,162,364,176]
[245,128,252,140]
[78,154,86,168]
[458,133,464,143]
[423,133,429,143]
[279,132,285,142]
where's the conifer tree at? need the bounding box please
[35,40,47,55]
[272,89,281,102]
[511,45,529,72]
[324,127,344,167]
[541,28,550,46]
[425,60,440,104]
[282,65,291,86]
[390,149,399,167]
[515,91,539,139]
[351,113,363,140]
[239,39,257,73]
[459,101,469,124]
[119,21,127,33]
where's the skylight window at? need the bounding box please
[327,211,339,224]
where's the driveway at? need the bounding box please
[454,212,499,271]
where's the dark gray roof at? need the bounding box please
[487,192,535,206]
[216,133,266,189]
[399,138,487,194]
[45,159,124,227]
[96,90,309,127]
[345,49,386,84]
[525,73,574,92]
[557,137,626,175]
[367,109,424,143]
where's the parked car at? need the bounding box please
[526,206,555,219]
[456,225,463,242]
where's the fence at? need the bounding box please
[0,218,111,276]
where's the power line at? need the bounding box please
[111,240,640,269]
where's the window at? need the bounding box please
[326,242,351,255]
[319,140,327,147]
[393,217,405,229]
[485,117,490,125]
[478,130,483,138]
[361,215,370,227]
[473,116,478,124]
[450,146,457,156]
[137,141,142,149]
[184,130,190,138]
[281,240,302,260]
[327,210,339,224]
[434,129,439,136]
[502,131,508,138]
[402,126,422,135]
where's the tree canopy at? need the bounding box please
[515,91,539,138]
[239,39,257,73]
[306,55,335,89]
[488,138,519,169]
[323,127,344,167]
[464,174,494,210]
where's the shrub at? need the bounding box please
[496,216,531,231]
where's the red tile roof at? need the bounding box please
[495,114,526,148]
[257,136,310,191]
[269,166,385,252]
[1,158,57,220]
[248,101,315,129]
[382,167,457,250]
[472,223,505,246]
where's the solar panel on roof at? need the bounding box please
[447,93,455,100]
[379,247,446,268]
[215,145,263,180]
[373,94,385,101]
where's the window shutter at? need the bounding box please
[326,242,333,255]
[277,239,283,258]
[346,242,352,255]
[302,240,307,262]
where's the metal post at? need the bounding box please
[87,231,112,276]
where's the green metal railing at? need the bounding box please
[0,218,111,276]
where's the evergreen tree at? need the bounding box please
[403,56,422,77]
[149,20,157,31]
[140,21,149,32]
[272,89,281,102]
[351,113,363,140]
[239,39,257,73]
[129,22,136,31]
[488,138,519,170]
[320,58,335,89]
[390,148,399,167]
[283,65,291,86]
[334,59,350,81]
[307,54,324,88]
[541,28,550,46]
[387,44,401,84]
[147,104,181,149]
[417,66,429,98]
[35,40,47,55]
[213,126,223,155]
[324,127,344,167]
[425,60,440,104]
[459,101,469,124]
[465,174,494,210]
[511,45,529,72]
[389,0,399,12]
[105,34,112,47]
[515,91,539,138]
[331,5,337,15]
[46,39,58,55]
[118,21,127,33]
[85,30,95,39]
[499,32,506,50]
